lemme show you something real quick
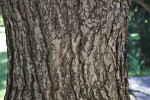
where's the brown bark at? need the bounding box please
[1,0,131,100]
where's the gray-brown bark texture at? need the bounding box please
[1,0,131,100]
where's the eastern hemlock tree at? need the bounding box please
[1,0,131,100]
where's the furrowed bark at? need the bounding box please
[1,0,131,100]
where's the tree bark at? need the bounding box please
[1,0,131,100]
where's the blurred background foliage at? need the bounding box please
[127,0,150,76]
[0,9,4,27]
[0,0,150,99]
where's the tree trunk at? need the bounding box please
[1,0,131,100]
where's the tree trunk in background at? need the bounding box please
[1,0,131,100]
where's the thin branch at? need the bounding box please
[133,0,150,13]
[129,89,150,97]
[130,91,138,100]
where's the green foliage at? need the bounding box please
[0,27,7,99]
[0,11,4,27]
[0,16,4,27]
[0,51,7,99]
[127,0,150,76]
[127,33,142,76]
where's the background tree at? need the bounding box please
[1,0,131,100]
